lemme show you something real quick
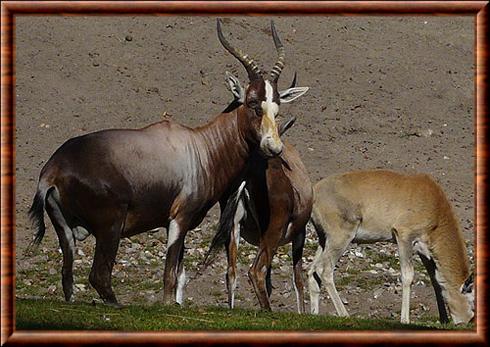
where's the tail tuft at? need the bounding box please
[194,181,247,277]
[28,190,47,248]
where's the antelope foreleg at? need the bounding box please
[163,219,187,305]
[248,247,274,310]
[418,252,450,324]
[226,223,240,309]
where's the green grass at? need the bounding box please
[16,299,472,331]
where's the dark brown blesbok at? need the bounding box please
[28,19,309,307]
[204,73,313,313]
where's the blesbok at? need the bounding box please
[308,170,474,324]
[204,72,313,313]
[28,19,309,307]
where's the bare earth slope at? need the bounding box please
[15,16,474,322]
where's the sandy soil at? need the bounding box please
[15,16,474,323]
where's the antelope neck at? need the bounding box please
[194,106,253,199]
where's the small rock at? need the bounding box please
[48,285,57,294]
[75,283,86,291]
[417,128,433,137]
[49,268,57,275]
[125,35,133,42]
[373,288,383,298]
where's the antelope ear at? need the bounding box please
[279,87,309,104]
[225,71,244,103]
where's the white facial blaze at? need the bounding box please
[262,80,279,122]
[259,80,282,155]
[261,80,279,135]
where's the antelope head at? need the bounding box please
[217,19,309,157]
[459,272,475,323]
[225,71,298,137]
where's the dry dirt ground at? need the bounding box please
[15,16,474,324]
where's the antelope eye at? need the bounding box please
[248,100,259,108]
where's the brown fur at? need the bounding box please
[217,142,312,312]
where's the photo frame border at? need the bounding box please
[1,1,487,345]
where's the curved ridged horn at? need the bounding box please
[289,71,297,88]
[270,20,285,83]
[217,19,262,81]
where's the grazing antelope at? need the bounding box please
[28,19,309,307]
[307,170,474,324]
[204,72,313,313]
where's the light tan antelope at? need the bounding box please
[308,170,474,324]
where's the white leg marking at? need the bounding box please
[292,271,302,314]
[176,267,186,305]
[167,220,180,248]
[234,200,244,248]
[167,220,186,304]
[227,199,243,309]
[230,275,237,309]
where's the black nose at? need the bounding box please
[268,147,283,157]
[273,147,283,156]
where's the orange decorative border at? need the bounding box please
[1,1,488,345]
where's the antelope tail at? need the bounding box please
[28,190,47,248]
[200,181,247,269]
[191,180,260,281]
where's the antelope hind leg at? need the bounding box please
[395,233,415,324]
[89,210,126,308]
[45,191,75,302]
[312,224,355,317]
[292,230,306,314]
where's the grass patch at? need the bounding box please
[16,298,472,331]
